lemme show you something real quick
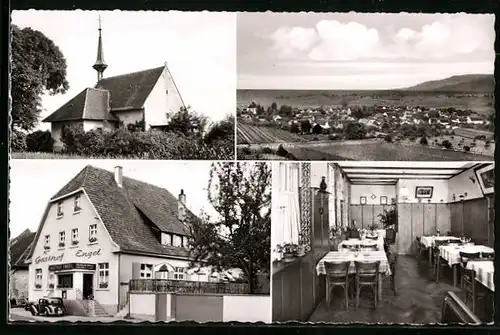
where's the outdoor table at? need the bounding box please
[466,260,494,292]
[316,250,391,305]
[420,235,461,264]
[438,244,493,286]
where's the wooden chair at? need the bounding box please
[348,229,360,239]
[433,240,450,283]
[386,250,398,295]
[481,251,494,260]
[354,261,380,309]
[341,244,359,251]
[441,291,481,324]
[415,236,425,259]
[384,228,396,253]
[459,251,483,313]
[324,261,351,311]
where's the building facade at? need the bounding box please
[25,165,214,316]
[9,229,36,305]
[43,20,186,151]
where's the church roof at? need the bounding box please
[43,88,119,123]
[27,165,193,260]
[43,66,165,123]
[95,66,165,110]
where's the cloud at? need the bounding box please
[309,20,380,61]
[267,14,494,62]
[270,26,318,58]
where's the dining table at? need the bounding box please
[316,250,391,305]
[438,244,494,286]
[420,235,461,264]
[466,260,494,292]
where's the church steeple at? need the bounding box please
[92,16,107,82]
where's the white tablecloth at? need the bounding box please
[420,235,461,249]
[466,261,494,292]
[439,245,494,266]
[316,251,391,276]
[338,237,384,251]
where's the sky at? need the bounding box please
[237,12,495,90]
[9,160,220,238]
[11,10,236,130]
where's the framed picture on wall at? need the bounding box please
[380,196,387,205]
[475,164,494,195]
[415,186,433,198]
[360,196,367,205]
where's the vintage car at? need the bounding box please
[25,297,65,317]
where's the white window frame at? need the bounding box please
[71,228,79,245]
[174,267,186,280]
[35,269,42,288]
[89,224,97,242]
[74,194,81,212]
[57,201,63,217]
[58,231,65,247]
[140,264,153,279]
[98,263,109,288]
[44,235,50,249]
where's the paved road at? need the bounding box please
[9,308,143,323]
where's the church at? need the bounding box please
[43,19,186,151]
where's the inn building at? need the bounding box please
[25,165,215,316]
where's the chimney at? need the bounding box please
[178,189,186,221]
[114,166,123,188]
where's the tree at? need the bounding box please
[344,121,366,140]
[271,102,278,111]
[186,162,271,293]
[300,120,311,134]
[420,137,428,145]
[11,25,69,131]
[166,106,208,136]
[289,123,300,134]
[312,124,323,135]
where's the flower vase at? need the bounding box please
[282,252,296,262]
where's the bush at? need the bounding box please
[26,130,54,152]
[10,129,27,151]
[463,145,471,152]
[261,147,273,154]
[384,135,393,143]
[328,134,339,141]
[485,140,491,148]
[420,137,428,145]
[240,147,251,155]
[126,120,145,132]
[60,126,234,159]
[276,145,288,157]
[442,140,452,149]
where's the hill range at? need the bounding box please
[237,74,494,115]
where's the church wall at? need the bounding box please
[144,66,185,129]
[113,110,144,127]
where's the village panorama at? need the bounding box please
[236,12,494,161]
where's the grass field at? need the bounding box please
[237,123,306,144]
[285,141,492,161]
[237,89,494,116]
[10,152,142,159]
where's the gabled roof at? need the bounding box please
[94,66,165,110]
[43,88,119,123]
[32,165,193,259]
[10,229,36,268]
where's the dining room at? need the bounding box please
[271,161,494,324]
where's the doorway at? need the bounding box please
[83,274,94,300]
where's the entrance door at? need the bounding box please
[83,274,94,300]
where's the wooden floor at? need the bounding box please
[307,255,491,324]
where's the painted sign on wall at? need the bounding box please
[33,248,102,264]
[34,254,64,264]
[75,248,102,259]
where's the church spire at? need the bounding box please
[92,15,107,82]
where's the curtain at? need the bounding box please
[272,163,300,261]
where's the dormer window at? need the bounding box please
[161,233,173,246]
[57,202,63,217]
[74,195,81,212]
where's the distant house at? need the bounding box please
[273,115,282,121]
[10,229,36,304]
[43,24,186,151]
[467,116,485,125]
